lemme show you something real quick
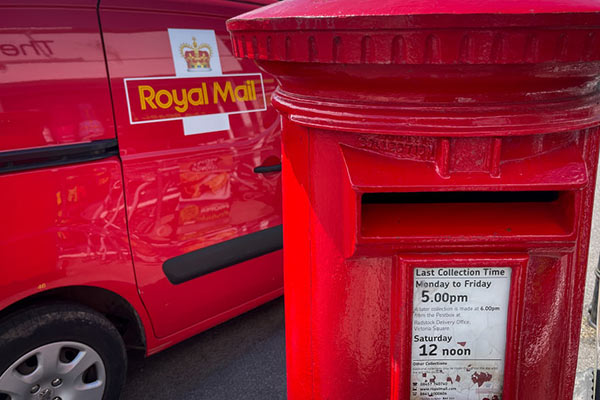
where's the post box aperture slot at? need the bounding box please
[361,190,573,239]
[362,191,559,204]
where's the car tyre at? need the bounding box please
[0,302,127,400]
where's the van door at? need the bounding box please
[99,0,282,339]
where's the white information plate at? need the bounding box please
[411,267,511,400]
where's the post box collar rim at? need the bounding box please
[228,16,600,66]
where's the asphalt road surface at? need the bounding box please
[573,166,600,400]
[121,297,286,400]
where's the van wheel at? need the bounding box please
[0,303,127,400]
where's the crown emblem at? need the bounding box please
[180,37,212,72]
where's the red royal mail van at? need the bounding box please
[0,0,282,398]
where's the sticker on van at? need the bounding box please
[123,29,266,135]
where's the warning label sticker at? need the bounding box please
[411,267,511,400]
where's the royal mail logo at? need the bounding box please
[124,74,266,124]
[180,37,212,72]
[124,29,265,134]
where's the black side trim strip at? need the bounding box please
[163,224,283,285]
[254,164,282,174]
[0,139,119,174]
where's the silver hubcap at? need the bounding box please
[0,341,106,400]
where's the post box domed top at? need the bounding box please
[228,0,600,65]
[227,0,600,136]
[229,0,600,24]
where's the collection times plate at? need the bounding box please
[411,267,511,400]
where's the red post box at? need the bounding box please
[228,1,600,399]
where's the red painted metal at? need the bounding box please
[0,0,282,362]
[100,0,283,340]
[0,159,154,337]
[228,1,600,399]
[0,0,158,353]
[0,2,114,152]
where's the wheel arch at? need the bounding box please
[0,285,146,353]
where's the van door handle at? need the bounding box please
[254,164,281,173]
